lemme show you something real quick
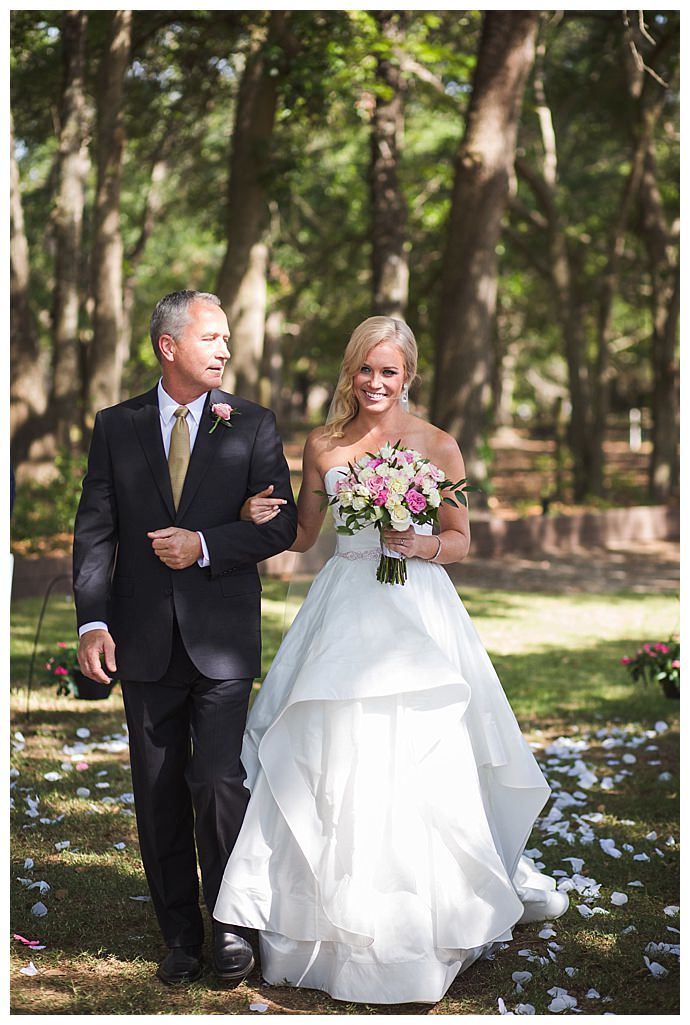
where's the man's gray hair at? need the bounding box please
[149,290,222,362]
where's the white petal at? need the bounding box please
[663,905,680,917]
[30,902,48,917]
[19,961,38,976]
[644,956,668,978]
[610,892,628,906]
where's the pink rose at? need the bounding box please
[373,489,389,506]
[54,666,68,676]
[620,656,632,665]
[402,451,415,464]
[368,457,383,469]
[643,643,652,653]
[655,643,669,653]
[211,402,234,421]
[57,641,68,649]
[672,659,680,669]
[405,489,427,514]
[366,474,386,497]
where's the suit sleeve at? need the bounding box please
[203,409,297,577]
[72,411,118,627]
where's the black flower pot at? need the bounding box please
[73,670,117,701]
[661,677,680,700]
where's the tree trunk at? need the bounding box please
[122,144,171,368]
[431,12,538,483]
[86,10,131,429]
[10,110,52,476]
[513,38,595,501]
[52,10,90,451]
[639,144,680,500]
[216,13,296,401]
[369,12,409,319]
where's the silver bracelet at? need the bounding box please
[429,535,442,562]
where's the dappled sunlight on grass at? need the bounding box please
[11,585,678,1014]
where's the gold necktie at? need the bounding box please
[168,406,190,510]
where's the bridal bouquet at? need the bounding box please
[321,440,473,585]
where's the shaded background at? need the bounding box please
[10,9,679,552]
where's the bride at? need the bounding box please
[213,316,568,1005]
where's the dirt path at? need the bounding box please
[447,539,680,595]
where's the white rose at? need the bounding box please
[337,489,354,506]
[358,467,374,483]
[389,504,412,531]
[389,476,407,494]
[380,442,396,460]
[426,488,441,508]
[352,496,368,511]
[353,483,370,497]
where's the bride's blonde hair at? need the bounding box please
[324,317,419,438]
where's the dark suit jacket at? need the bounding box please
[73,386,297,681]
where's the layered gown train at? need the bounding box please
[214,467,568,1004]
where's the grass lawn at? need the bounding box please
[10,582,679,1015]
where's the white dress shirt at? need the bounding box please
[79,382,212,637]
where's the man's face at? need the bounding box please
[163,302,231,394]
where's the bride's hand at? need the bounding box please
[240,484,286,524]
[381,525,423,558]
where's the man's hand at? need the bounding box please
[78,629,117,685]
[240,484,286,525]
[148,527,202,569]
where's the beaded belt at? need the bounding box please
[335,549,380,561]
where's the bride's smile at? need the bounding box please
[353,340,406,414]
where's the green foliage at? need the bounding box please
[11,449,87,551]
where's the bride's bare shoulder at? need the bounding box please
[411,420,463,462]
[303,426,345,473]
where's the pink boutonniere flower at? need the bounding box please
[209,402,240,434]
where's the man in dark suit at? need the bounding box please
[73,290,297,986]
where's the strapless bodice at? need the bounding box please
[324,465,432,558]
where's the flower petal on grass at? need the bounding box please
[76,728,91,739]
[19,961,38,976]
[43,772,62,782]
[644,956,668,978]
[249,1004,269,1013]
[663,905,679,917]
[30,902,48,917]
[610,892,628,906]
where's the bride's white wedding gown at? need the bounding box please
[214,467,568,1004]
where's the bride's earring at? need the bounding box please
[401,383,409,408]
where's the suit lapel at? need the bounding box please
[132,388,176,520]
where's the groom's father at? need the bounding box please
[73,290,297,986]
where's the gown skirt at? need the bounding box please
[214,468,567,1004]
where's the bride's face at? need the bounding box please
[353,341,406,415]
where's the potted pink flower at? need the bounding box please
[620,639,680,699]
[45,641,116,701]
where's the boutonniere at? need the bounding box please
[209,402,240,434]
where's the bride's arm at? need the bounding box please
[290,431,328,553]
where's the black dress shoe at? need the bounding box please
[156,946,204,986]
[212,921,255,984]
